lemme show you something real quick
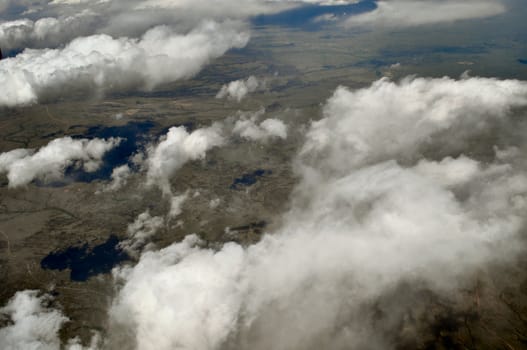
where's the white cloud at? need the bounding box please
[145,124,225,195]
[0,10,98,50]
[0,136,120,188]
[0,290,101,350]
[120,211,164,257]
[412,155,482,187]
[168,192,188,218]
[232,109,288,141]
[216,76,261,102]
[134,0,358,15]
[3,76,526,349]
[0,21,249,107]
[99,164,131,192]
[345,0,506,28]
[107,75,527,350]
[299,76,527,177]
[0,290,67,350]
[109,235,246,350]
[0,0,370,106]
[209,197,221,209]
[0,0,359,48]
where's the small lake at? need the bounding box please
[251,0,376,30]
[40,235,129,282]
[231,169,272,190]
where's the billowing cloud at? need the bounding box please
[0,0,361,49]
[0,290,67,350]
[345,0,506,28]
[232,109,288,141]
[0,290,100,350]
[1,76,527,349]
[107,75,527,350]
[168,192,188,218]
[99,164,131,192]
[216,76,261,102]
[299,76,527,176]
[98,0,364,39]
[120,211,164,257]
[0,136,120,188]
[0,0,371,107]
[0,21,249,107]
[145,124,225,195]
[0,10,98,50]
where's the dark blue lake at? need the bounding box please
[231,169,272,190]
[252,0,376,30]
[40,235,129,282]
[518,59,527,65]
[1,48,23,59]
[35,121,155,187]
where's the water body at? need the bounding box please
[252,0,376,30]
[231,169,272,190]
[1,48,23,59]
[518,59,527,65]
[66,121,154,183]
[40,235,129,282]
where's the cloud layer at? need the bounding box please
[0,0,360,51]
[107,75,527,350]
[0,21,249,107]
[2,75,527,349]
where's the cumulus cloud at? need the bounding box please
[0,136,120,188]
[120,211,164,257]
[0,21,249,107]
[99,164,131,192]
[345,0,506,28]
[107,75,527,350]
[145,124,225,195]
[0,290,67,350]
[109,235,246,350]
[3,76,527,349]
[412,155,481,187]
[216,76,261,102]
[0,0,359,47]
[168,192,188,218]
[0,10,98,50]
[96,0,363,39]
[232,109,288,141]
[209,197,221,209]
[299,76,527,176]
[0,290,100,350]
[0,0,371,106]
